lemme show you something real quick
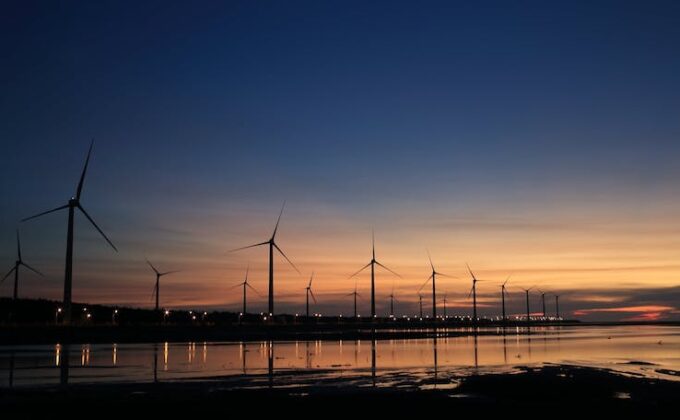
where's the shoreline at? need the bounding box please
[0,321,678,345]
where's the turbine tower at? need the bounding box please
[441,293,448,318]
[466,264,488,322]
[519,286,535,324]
[388,286,398,317]
[2,230,43,299]
[418,293,423,318]
[231,202,299,316]
[349,232,399,319]
[147,260,180,311]
[305,272,317,317]
[539,289,547,318]
[419,250,454,320]
[500,276,511,322]
[345,281,361,318]
[554,294,560,319]
[22,140,117,324]
[230,265,261,314]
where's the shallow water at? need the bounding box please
[1,325,678,388]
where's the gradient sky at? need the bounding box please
[2,1,680,321]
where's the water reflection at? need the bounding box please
[1,326,679,388]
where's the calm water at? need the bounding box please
[1,326,679,388]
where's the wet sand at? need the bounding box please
[1,364,677,415]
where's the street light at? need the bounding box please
[55,307,62,325]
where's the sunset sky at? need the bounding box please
[1,1,679,321]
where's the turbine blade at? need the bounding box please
[77,204,118,252]
[426,249,434,271]
[20,262,43,276]
[146,259,160,275]
[246,282,263,297]
[308,271,314,288]
[1,267,16,283]
[372,229,375,260]
[271,201,286,239]
[436,272,458,279]
[150,283,158,301]
[349,262,371,279]
[466,263,476,280]
[227,282,244,290]
[16,230,21,261]
[417,276,432,292]
[273,243,300,274]
[467,285,474,299]
[309,289,317,303]
[503,275,511,286]
[21,204,69,222]
[159,270,180,276]
[229,241,269,252]
[375,261,401,278]
[76,139,94,200]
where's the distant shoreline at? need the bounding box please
[2,297,678,345]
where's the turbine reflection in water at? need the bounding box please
[1,326,679,388]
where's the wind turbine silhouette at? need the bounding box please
[22,140,117,324]
[418,250,455,320]
[518,286,535,324]
[305,272,317,318]
[345,281,361,318]
[229,265,261,315]
[538,289,547,318]
[441,292,449,318]
[231,202,300,316]
[2,230,43,299]
[147,260,180,312]
[388,285,398,318]
[418,293,423,318]
[466,264,489,322]
[554,294,561,318]
[500,275,511,322]
[349,231,400,318]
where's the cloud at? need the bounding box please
[573,305,676,321]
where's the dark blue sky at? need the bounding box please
[2,1,680,319]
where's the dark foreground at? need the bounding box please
[1,365,676,416]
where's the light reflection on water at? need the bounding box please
[1,325,679,388]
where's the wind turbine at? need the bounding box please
[345,281,361,318]
[231,202,300,316]
[349,232,400,318]
[418,293,423,318]
[553,293,561,319]
[147,260,180,312]
[418,250,454,320]
[466,264,489,322]
[305,272,317,318]
[388,286,398,318]
[441,292,448,319]
[519,286,535,324]
[22,140,117,324]
[2,230,43,299]
[538,289,547,318]
[229,265,261,314]
[500,275,511,322]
